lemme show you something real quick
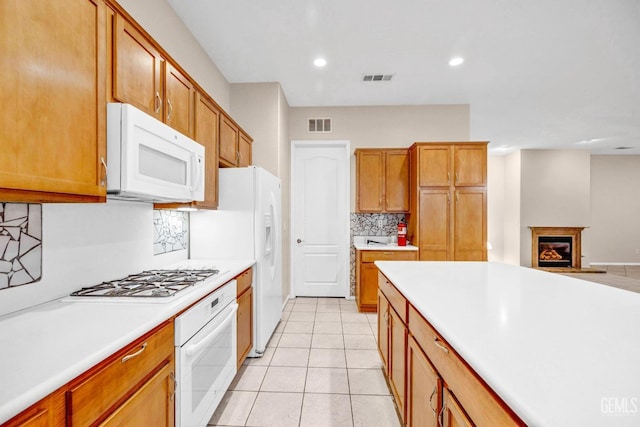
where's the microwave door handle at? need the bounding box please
[190,152,204,193]
[185,303,238,358]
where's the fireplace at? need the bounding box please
[530,227,584,270]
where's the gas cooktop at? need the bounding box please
[69,269,220,298]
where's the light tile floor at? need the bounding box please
[562,264,640,294]
[209,297,402,427]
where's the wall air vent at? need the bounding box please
[362,74,393,82]
[308,118,332,133]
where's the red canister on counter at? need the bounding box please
[397,220,407,246]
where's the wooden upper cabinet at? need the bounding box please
[355,149,409,213]
[453,145,486,187]
[0,0,107,203]
[418,146,451,187]
[112,13,164,121]
[219,114,239,166]
[238,131,253,167]
[165,63,194,138]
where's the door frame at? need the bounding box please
[290,140,351,299]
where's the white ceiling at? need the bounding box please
[168,0,640,155]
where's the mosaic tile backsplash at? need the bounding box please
[349,212,406,295]
[153,210,189,255]
[0,203,42,289]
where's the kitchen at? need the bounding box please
[2,1,640,427]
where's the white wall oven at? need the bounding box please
[174,280,238,427]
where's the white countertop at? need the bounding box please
[0,259,254,424]
[375,261,640,426]
[352,236,418,251]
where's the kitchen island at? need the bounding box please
[375,261,640,427]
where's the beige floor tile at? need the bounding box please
[342,322,374,335]
[344,334,378,350]
[348,368,391,395]
[311,334,345,349]
[317,297,341,305]
[292,304,318,312]
[346,349,384,369]
[209,390,257,426]
[244,346,275,366]
[315,312,341,322]
[316,304,341,313]
[308,348,347,368]
[271,347,310,367]
[351,395,401,427]
[284,321,315,334]
[304,367,349,394]
[260,366,307,392]
[275,321,286,333]
[340,299,356,305]
[245,392,303,427]
[230,365,267,391]
[313,321,343,334]
[283,302,294,312]
[295,297,318,304]
[299,393,353,427]
[366,313,378,323]
[281,311,291,321]
[268,332,282,348]
[289,311,316,322]
[341,312,369,323]
[340,305,359,313]
[278,333,312,348]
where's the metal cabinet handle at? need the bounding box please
[383,309,389,324]
[100,156,107,187]
[429,384,438,415]
[167,98,173,120]
[433,337,449,354]
[121,342,147,363]
[170,371,177,401]
[154,92,162,114]
[438,401,447,427]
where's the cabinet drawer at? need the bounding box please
[408,306,521,427]
[67,322,174,426]
[236,268,253,297]
[361,250,417,262]
[378,272,407,323]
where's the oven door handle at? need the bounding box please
[185,303,238,358]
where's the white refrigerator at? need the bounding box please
[190,166,282,357]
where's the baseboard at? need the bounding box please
[590,262,640,266]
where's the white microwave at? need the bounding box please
[106,103,205,203]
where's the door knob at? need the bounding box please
[297,239,302,244]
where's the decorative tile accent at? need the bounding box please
[153,210,188,255]
[0,203,42,289]
[349,213,406,295]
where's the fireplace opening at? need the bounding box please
[538,236,572,268]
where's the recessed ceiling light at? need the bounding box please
[314,58,327,67]
[449,57,464,67]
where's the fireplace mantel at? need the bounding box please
[529,226,585,269]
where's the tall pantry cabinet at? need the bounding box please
[408,143,488,261]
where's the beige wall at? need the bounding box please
[519,150,591,266]
[590,155,640,263]
[502,151,522,265]
[487,156,505,262]
[230,83,292,302]
[289,105,470,211]
[118,0,230,109]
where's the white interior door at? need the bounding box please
[291,141,350,297]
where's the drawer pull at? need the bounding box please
[383,251,393,255]
[121,342,147,363]
[434,337,449,354]
[429,384,437,415]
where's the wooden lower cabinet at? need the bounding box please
[441,388,473,427]
[236,268,254,368]
[388,305,407,421]
[407,336,441,427]
[1,389,65,427]
[356,250,417,312]
[377,290,390,371]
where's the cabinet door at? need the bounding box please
[453,188,487,261]
[385,150,410,212]
[165,62,194,137]
[407,336,441,427]
[194,92,220,209]
[418,146,451,187]
[359,262,380,311]
[356,151,384,212]
[441,389,473,427]
[453,145,486,187]
[99,361,175,427]
[219,114,239,166]
[237,287,253,368]
[418,189,451,261]
[389,306,407,423]
[0,0,107,202]
[113,14,163,120]
[238,131,253,167]
[377,291,389,372]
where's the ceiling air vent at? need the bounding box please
[362,74,393,82]
[308,118,332,133]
